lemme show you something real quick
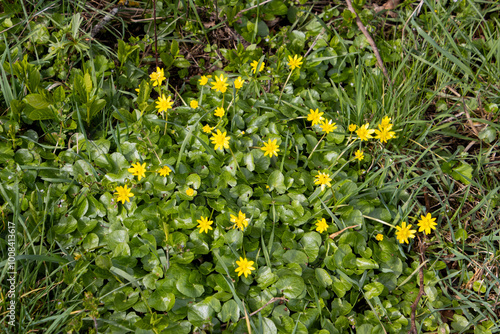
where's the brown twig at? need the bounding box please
[408,238,427,334]
[344,0,391,84]
[239,297,288,321]
[329,225,358,239]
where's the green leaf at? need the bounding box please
[363,282,384,299]
[218,299,240,323]
[268,170,286,194]
[315,268,333,287]
[176,274,205,298]
[478,127,496,143]
[332,276,352,298]
[290,30,306,53]
[186,173,201,188]
[274,275,306,299]
[424,286,438,302]
[283,250,308,266]
[14,148,34,164]
[173,58,191,68]
[301,232,322,262]
[84,72,92,94]
[356,258,379,270]
[148,287,175,312]
[24,94,51,109]
[224,229,243,249]
[187,301,213,327]
[170,40,179,57]
[451,314,470,332]
[53,215,78,234]
[82,233,99,250]
[27,108,56,120]
[256,266,278,289]
[452,162,473,185]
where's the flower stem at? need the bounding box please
[278,70,293,105]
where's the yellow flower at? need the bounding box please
[354,150,364,161]
[307,109,324,126]
[202,124,213,134]
[114,185,134,204]
[417,213,437,235]
[186,188,195,196]
[395,222,416,244]
[356,123,375,141]
[211,73,229,93]
[149,67,165,87]
[379,116,393,130]
[287,55,303,70]
[214,107,225,118]
[231,210,249,231]
[261,138,280,158]
[320,119,337,134]
[158,165,172,177]
[235,257,255,278]
[128,162,147,181]
[74,253,81,261]
[156,95,173,113]
[190,100,199,109]
[375,234,384,241]
[374,125,396,143]
[199,75,209,86]
[348,124,357,132]
[197,216,213,234]
[315,218,329,233]
[314,171,332,191]
[210,129,231,151]
[250,60,265,74]
[234,76,244,89]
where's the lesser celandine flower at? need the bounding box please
[354,150,364,161]
[114,185,134,204]
[149,67,165,87]
[158,166,172,177]
[186,188,195,196]
[307,109,324,126]
[314,172,332,191]
[356,123,375,141]
[417,213,437,235]
[261,139,280,158]
[199,75,209,86]
[231,211,249,230]
[395,222,416,244]
[214,107,225,118]
[374,125,396,144]
[234,76,244,89]
[375,234,384,241]
[315,218,329,233]
[128,162,146,181]
[320,119,337,134]
[190,100,199,109]
[197,216,213,234]
[156,95,173,113]
[250,60,265,74]
[210,129,230,151]
[348,124,357,132]
[202,124,213,134]
[380,116,393,130]
[211,73,229,93]
[235,257,255,278]
[287,55,303,70]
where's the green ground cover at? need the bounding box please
[0,0,499,333]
